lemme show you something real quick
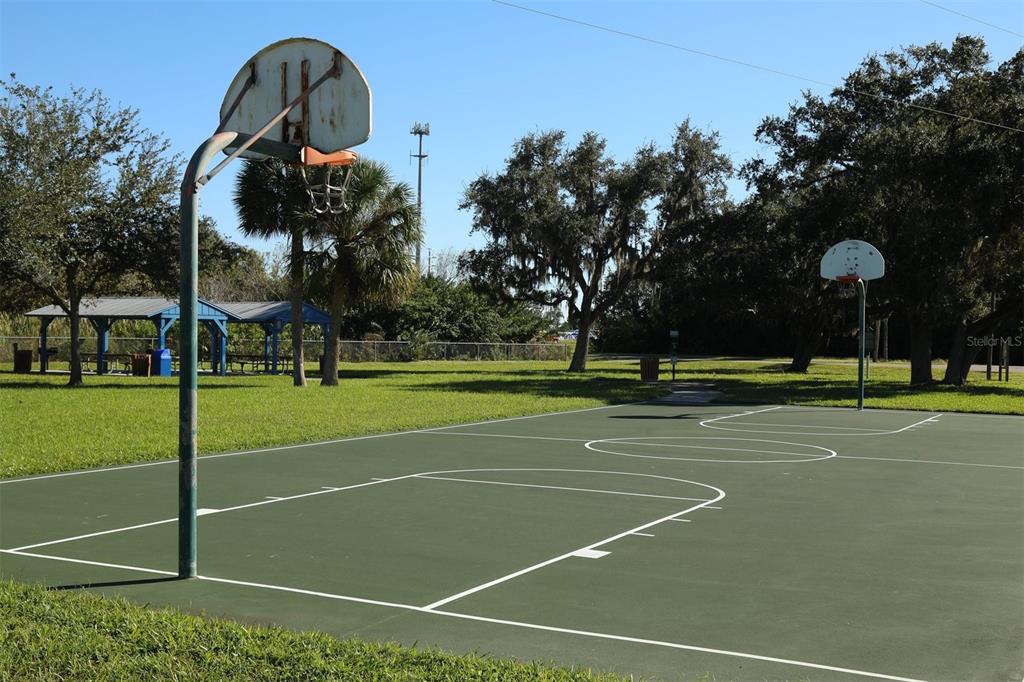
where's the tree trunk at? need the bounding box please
[568,309,592,372]
[320,281,343,387]
[289,227,307,387]
[68,301,83,387]
[942,318,969,386]
[941,295,1021,386]
[787,325,824,373]
[908,317,933,385]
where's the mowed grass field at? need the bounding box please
[1,358,1020,479]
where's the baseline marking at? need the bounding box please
[0,549,925,681]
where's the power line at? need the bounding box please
[916,0,1024,39]
[491,0,1024,135]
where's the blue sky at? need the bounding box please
[2,1,1021,264]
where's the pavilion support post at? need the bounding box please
[262,325,271,373]
[158,317,175,350]
[90,318,110,375]
[206,321,218,374]
[39,317,52,374]
[271,321,282,375]
[219,329,228,376]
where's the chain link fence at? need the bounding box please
[2,336,570,365]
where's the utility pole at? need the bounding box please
[410,122,430,272]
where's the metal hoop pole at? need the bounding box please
[178,131,239,579]
[857,279,866,411]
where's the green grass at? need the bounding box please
[2,358,1020,479]
[0,580,624,681]
[674,359,1024,414]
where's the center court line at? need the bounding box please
[421,484,726,611]
[413,474,715,503]
[0,549,924,681]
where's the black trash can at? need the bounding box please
[640,356,660,383]
[13,345,33,373]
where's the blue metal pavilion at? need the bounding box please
[25,297,236,375]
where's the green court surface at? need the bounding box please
[2,401,1022,681]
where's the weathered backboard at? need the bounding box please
[820,239,885,281]
[218,37,371,159]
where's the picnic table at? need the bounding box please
[228,353,292,374]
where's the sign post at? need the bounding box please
[669,330,679,382]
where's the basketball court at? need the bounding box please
[2,399,1021,681]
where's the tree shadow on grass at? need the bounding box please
[338,366,644,380]
[399,375,662,402]
[0,380,264,390]
[48,575,179,591]
[705,374,1024,405]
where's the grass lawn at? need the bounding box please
[0,580,622,681]
[1,358,1020,479]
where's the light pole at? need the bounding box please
[410,122,430,272]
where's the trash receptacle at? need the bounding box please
[150,348,172,376]
[13,345,33,373]
[640,356,660,383]
[131,353,151,377]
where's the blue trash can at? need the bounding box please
[150,348,172,376]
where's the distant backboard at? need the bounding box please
[820,240,885,281]
[218,37,371,159]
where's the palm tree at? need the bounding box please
[234,159,311,386]
[306,160,421,387]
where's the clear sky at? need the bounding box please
[2,1,1021,263]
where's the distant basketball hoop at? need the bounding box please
[820,241,885,411]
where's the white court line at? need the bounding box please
[0,399,659,486]
[7,475,418,552]
[586,437,837,464]
[632,532,655,537]
[421,478,726,611]
[699,413,943,436]
[0,548,176,576]
[837,455,1024,470]
[669,518,692,523]
[0,549,924,681]
[716,422,892,432]
[421,431,587,443]
[698,406,783,424]
[10,517,180,552]
[427,431,825,458]
[414,474,714,503]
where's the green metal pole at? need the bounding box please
[179,132,238,579]
[857,279,866,411]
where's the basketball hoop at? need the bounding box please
[296,148,358,214]
[836,275,859,299]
